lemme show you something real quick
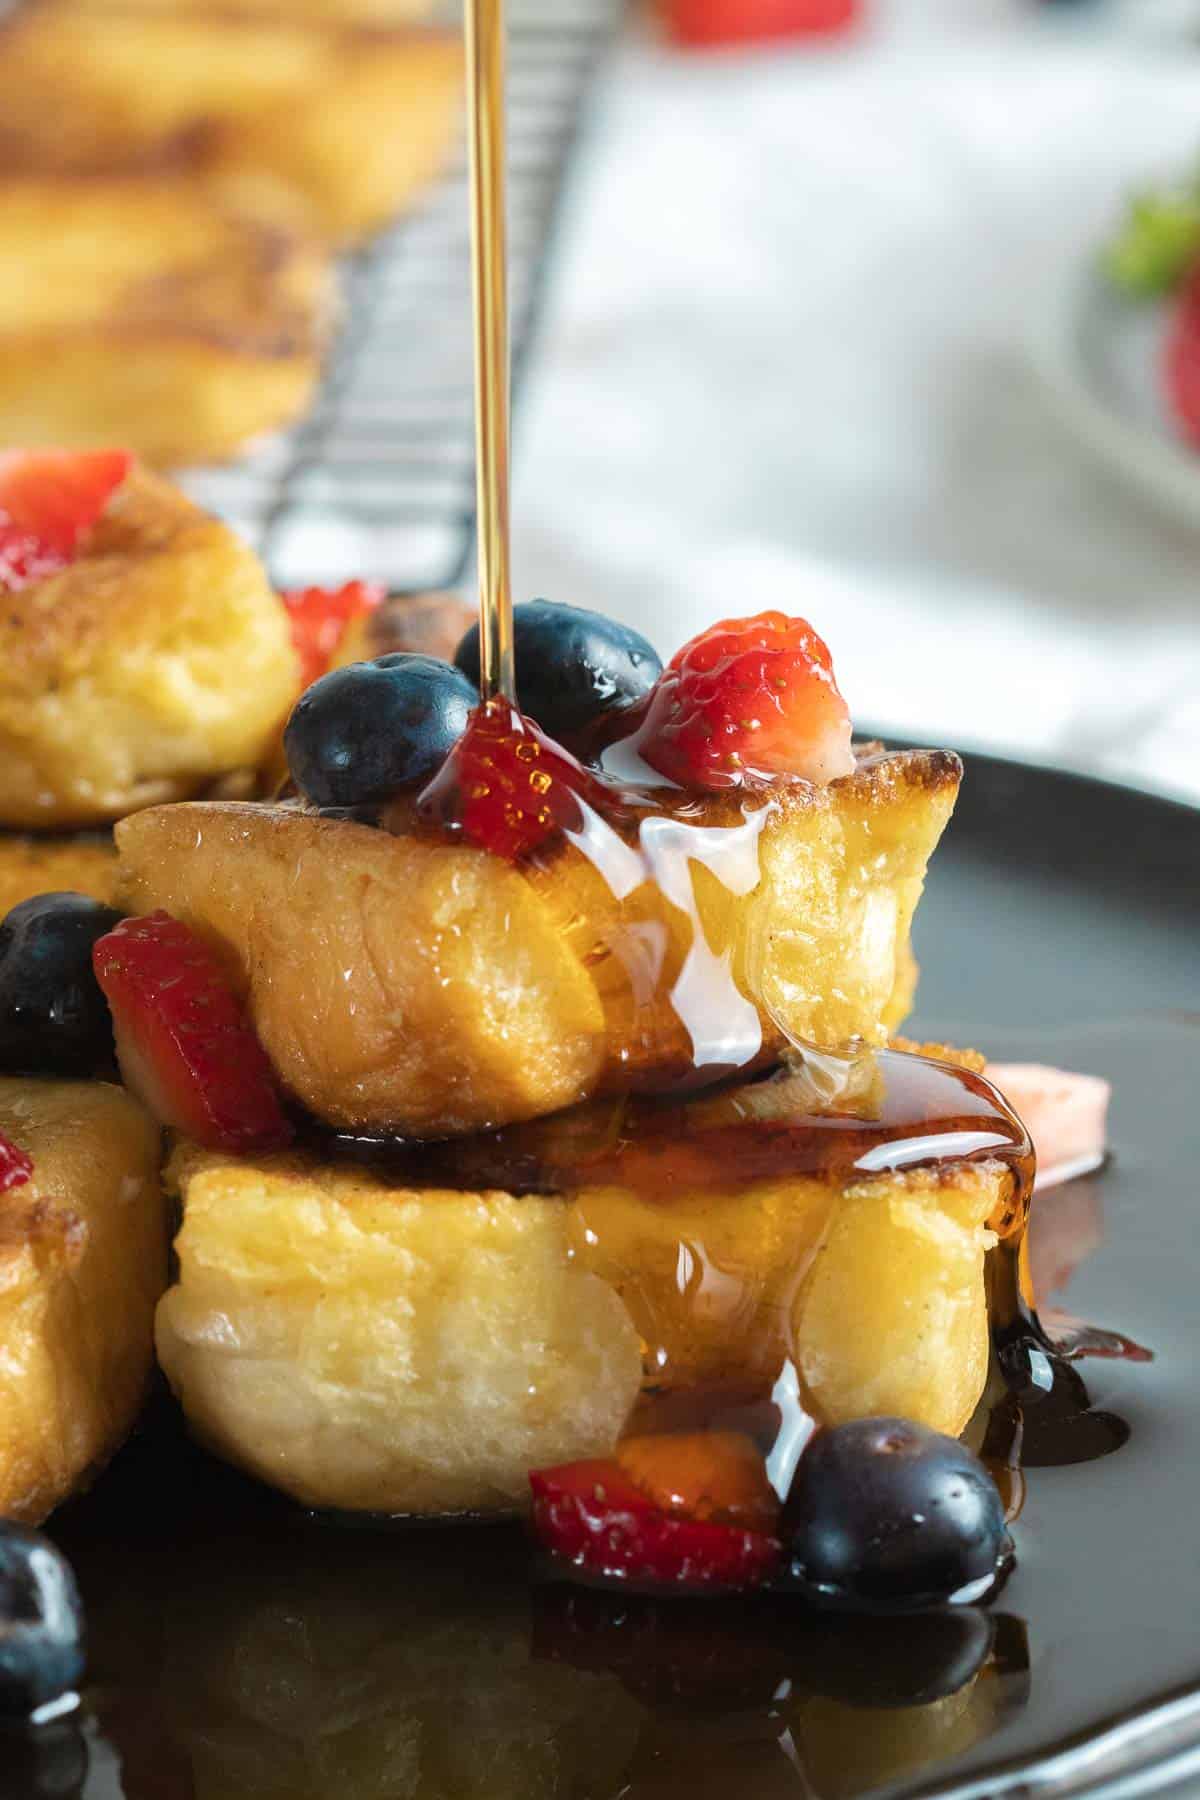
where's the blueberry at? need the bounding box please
[454,600,662,745]
[284,654,476,808]
[784,1418,1012,1611]
[0,894,122,1077]
[0,1525,84,1720]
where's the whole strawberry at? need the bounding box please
[634,611,855,791]
[1165,266,1200,446]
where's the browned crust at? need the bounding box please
[0,464,214,679]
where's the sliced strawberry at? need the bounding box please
[92,913,293,1154]
[1165,268,1200,446]
[616,1431,780,1535]
[417,698,601,861]
[634,610,854,791]
[0,1130,33,1194]
[281,579,386,692]
[0,449,131,592]
[530,1455,782,1591]
[985,1063,1109,1192]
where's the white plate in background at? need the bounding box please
[1032,246,1200,526]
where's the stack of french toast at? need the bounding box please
[0,445,1060,1559]
[0,0,462,462]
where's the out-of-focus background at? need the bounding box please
[511,0,1200,803]
[3,0,1198,801]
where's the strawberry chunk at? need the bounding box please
[634,611,855,790]
[281,579,386,692]
[616,1431,781,1536]
[0,1130,33,1194]
[93,913,293,1154]
[0,449,131,592]
[530,1454,782,1591]
[1165,267,1200,446]
[985,1063,1109,1191]
[417,698,600,861]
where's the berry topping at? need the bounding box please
[784,1418,1011,1611]
[284,653,476,809]
[0,1523,84,1718]
[530,1447,783,1591]
[453,600,662,747]
[93,913,292,1154]
[281,579,386,692]
[633,610,855,791]
[1165,266,1200,446]
[0,1129,32,1195]
[0,449,131,592]
[0,893,123,1078]
[417,699,601,862]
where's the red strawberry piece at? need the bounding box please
[530,1456,783,1591]
[417,698,601,861]
[1165,268,1200,445]
[665,0,858,49]
[0,1130,33,1194]
[92,913,293,1154]
[634,610,855,791]
[0,449,131,592]
[281,579,386,691]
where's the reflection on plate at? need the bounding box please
[28,755,1200,1800]
[1032,253,1200,525]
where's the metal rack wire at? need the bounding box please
[182,0,620,595]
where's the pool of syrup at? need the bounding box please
[21,1010,1194,1800]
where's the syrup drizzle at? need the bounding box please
[443,0,1131,1520]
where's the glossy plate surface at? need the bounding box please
[34,751,1200,1800]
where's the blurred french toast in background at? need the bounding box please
[0,0,461,461]
[0,180,331,464]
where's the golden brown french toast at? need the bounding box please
[0,463,300,828]
[0,836,120,917]
[0,179,331,465]
[117,751,959,1136]
[0,1077,163,1523]
[0,8,462,246]
[157,1109,1004,1516]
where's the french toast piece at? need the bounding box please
[0,180,331,465]
[0,463,300,829]
[0,835,119,916]
[63,0,432,19]
[0,1078,163,1523]
[0,9,462,246]
[117,750,960,1135]
[156,1127,1004,1516]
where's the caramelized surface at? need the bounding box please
[117,751,958,1134]
[0,464,300,826]
[0,1077,163,1522]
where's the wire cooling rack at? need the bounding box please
[182,0,620,594]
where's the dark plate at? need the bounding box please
[30,750,1200,1800]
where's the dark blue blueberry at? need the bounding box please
[784,1418,1012,1611]
[0,1525,84,1720]
[0,894,122,1077]
[284,654,476,808]
[454,600,662,746]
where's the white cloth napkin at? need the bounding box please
[510,2,1200,802]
